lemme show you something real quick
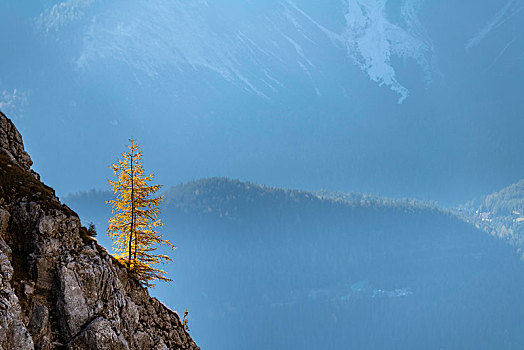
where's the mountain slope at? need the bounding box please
[6,1,524,205]
[36,0,436,103]
[67,177,524,349]
[0,112,199,349]
[461,179,524,252]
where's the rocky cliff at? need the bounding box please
[0,111,199,350]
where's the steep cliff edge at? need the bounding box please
[0,111,199,350]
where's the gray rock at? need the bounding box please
[58,265,91,337]
[8,323,34,350]
[0,210,9,238]
[38,215,58,237]
[69,317,129,350]
[28,303,51,348]
[0,111,32,171]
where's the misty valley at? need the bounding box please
[65,178,524,349]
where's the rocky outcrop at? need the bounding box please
[0,111,199,350]
[0,114,32,171]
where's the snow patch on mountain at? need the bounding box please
[341,0,412,103]
[286,0,434,103]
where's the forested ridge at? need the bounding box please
[66,177,449,236]
[459,179,524,256]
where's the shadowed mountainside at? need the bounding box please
[66,177,524,349]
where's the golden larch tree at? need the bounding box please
[106,138,175,286]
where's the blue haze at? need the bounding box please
[1,0,523,206]
[2,1,524,348]
[64,180,524,349]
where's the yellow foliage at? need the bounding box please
[106,138,175,287]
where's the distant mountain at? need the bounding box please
[6,1,524,204]
[66,177,524,350]
[65,177,445,243]
[162,177,443,227]
[35,0,437,103]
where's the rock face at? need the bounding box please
[0,111,199,350]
